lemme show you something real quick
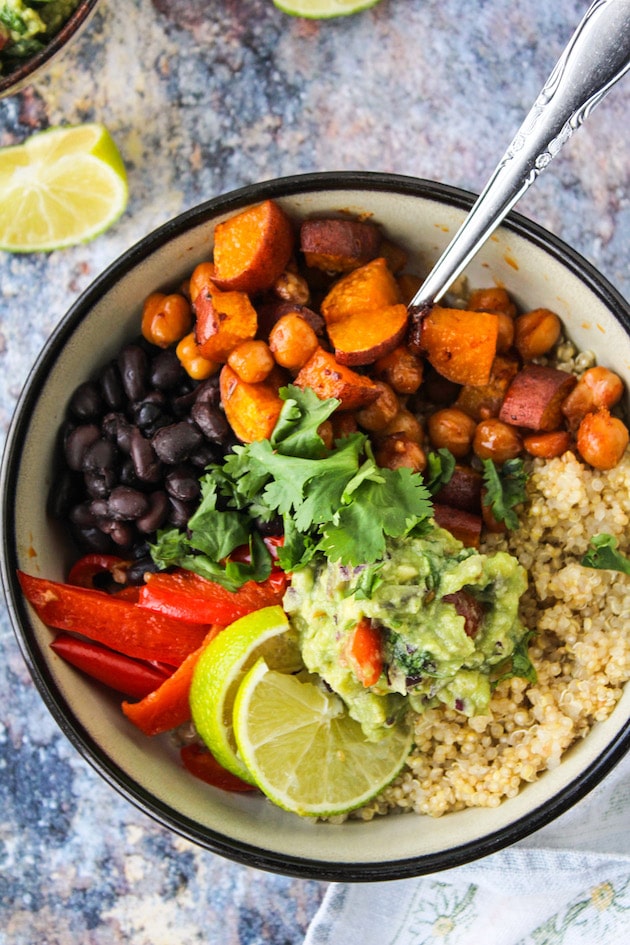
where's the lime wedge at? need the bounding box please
[273,0,381,18]
[189,605,302,784]
[233,659,412,816]
[0,123,128,253]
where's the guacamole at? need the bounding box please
[284,527,529,740]
[0,0,80,73]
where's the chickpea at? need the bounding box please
[428,408,476,459]
[473,419,523,464]
[523,430,572,459]
[269,313,319,372]
[188,261,216,305]
[468,287,517,318]
[576,408,629,470]
[495,312,515,353]
[331,412,358,440]
[141,292,192,349]
[380,408,424,444]
[272,270,311,305]
[317,420,334,450]
[374,433,426,473]
[562,366,624,429]
[374,346,424,394]
[227,340,275,384]
[355,382,400,432]
[514,308,561,361]
[176,332,219,381]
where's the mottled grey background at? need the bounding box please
[0,1,628,942]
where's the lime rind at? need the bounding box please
[189,605,301,785]
[233,659,412,817]
[273,0,381,18]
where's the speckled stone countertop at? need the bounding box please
[0,1,628,942]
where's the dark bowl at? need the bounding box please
[2,172,630,881]
[0,0,101,99]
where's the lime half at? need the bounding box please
[190,605,302,784]
[233,660,412,816]
[0,123,128,253]
[273,0,381,18]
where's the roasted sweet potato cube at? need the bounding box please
[455,355,520,420]
[418,306,499,387]
[293,347,380,411]
[499,364,577,431]
[326,304,409,367]
[434,465,483,513]
[433,503,482,548]
[194,286,258,362]
[300,218,381,272]
[212,200,295,295]
[220,364,284,443]
[321,257,402,324]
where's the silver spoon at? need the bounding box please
[409,0,630,317]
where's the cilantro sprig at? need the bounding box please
[151,386,434,589]
[581,534,630,575]
[481,457,528,530]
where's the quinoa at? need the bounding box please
[354,446,630,820]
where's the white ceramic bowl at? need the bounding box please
[2,172,630,880]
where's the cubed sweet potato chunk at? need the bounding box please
[433,503,482,548]
[499,364,577,431]
[194,285,258,362]
[321,257,401,324]
[455,355,520,420]
[434,465,483,513]
[220,364,284,443]
[300,218,381,272]
[417,306,499,387]
[326,304,409,366]
[212,200,295,295]
[293,347,380,411]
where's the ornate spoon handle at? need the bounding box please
[410,0,630,311]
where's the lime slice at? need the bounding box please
[189,605,302,784]
[273,0,381,18]
[0,123,128,253]
[233,659,412,816]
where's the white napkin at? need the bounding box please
[304,750,630,945]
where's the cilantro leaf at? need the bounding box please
[492,631,537,687]
[424,448,456,494]
[270,386,339,456]
[581,534,630,575]
[481,457,528,530]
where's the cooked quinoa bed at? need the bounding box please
[354,446,630,820]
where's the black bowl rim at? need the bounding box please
[2,170,630,882]
[0,0,101,98]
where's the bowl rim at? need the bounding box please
[2,170,630,881]
[0,0,101,99]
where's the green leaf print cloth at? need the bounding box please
[303,752,630,945]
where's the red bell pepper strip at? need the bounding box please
[67,554,132,590]
[50,633,174,699]
[137,568,289,626]
[121,626,222,735]
[347,618,384,688]
[18,570,210,666]
[180,743,257,793]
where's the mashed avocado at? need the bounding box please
[283,526,530,741]
[0,0,80,72]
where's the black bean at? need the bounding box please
[151,422,203,464]
[193,375,221,406]
[89,498,109,519]
[136,491,170,534]
[130,427,162,482]
[167,496,195,528]
[150,348,185,390]
[98,519,134,547]
[255,514,284,537]
[126,555,161,584]
[119,344,149,402]
[64,424,101,471]
[119,457,142,487]
[85,470,117,499]
[68,381,103,421]
[102,412,133,452]
[190,402,230,442]
[82,437,118,474]
[132,397,171,437]
[165,464,201,502]
[71,525,116,554]
[108,485,151,521]
[69,502,100,527]
[48,470,82,518]
[189,444,221,468]
[99,361,125,410]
